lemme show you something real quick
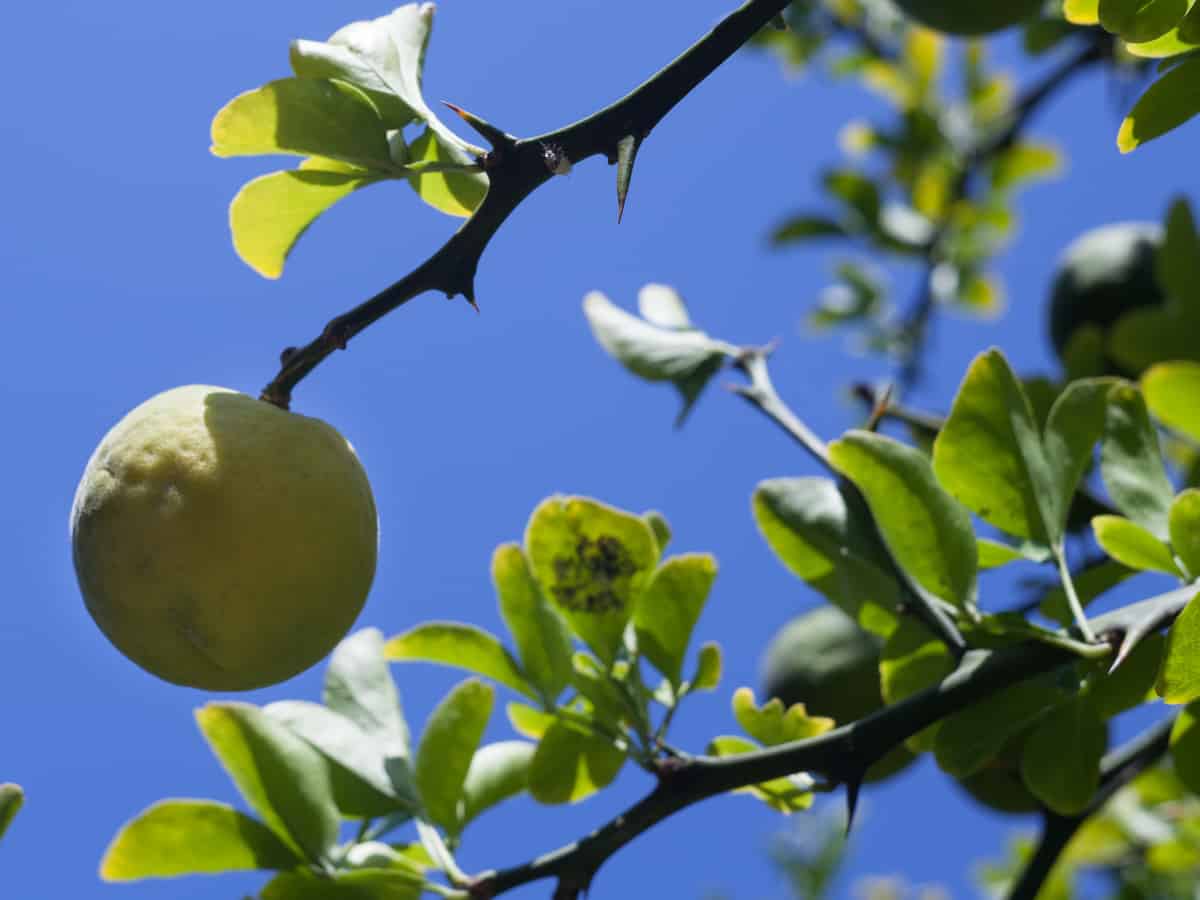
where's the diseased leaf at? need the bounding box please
[100,800,301,881]
[385,622,535,700]
[527,722,625,804]
[414,680,493,832]
[752,477,899,633]
[634,554,717,686]
[1020,697,1106,815]
[1118,56,1200,152]
[195,703,340,865]
[1092,515,1183,576]
[524,496,659,663]
[1157,592,1200,703]
[492,544,574,703]
[229,167,383,279]
[1101,383,1174,540]
[732,688,835,746]
[830,431,977,610]
[456,741,535,835]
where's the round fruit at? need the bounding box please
[1048,222,1165,363]
[70,385,378,691]
[891,0,1043,35]
[761,605,883,724]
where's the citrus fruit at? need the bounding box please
[1048,222,1165,368]
[761,606,883,723]
[891,0,1043,35]
[70,385,378,691]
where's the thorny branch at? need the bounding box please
[260,0,793,408]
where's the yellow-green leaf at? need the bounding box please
[405,128,487,218]
[1157,592,1200,703]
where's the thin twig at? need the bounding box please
[260,0,792,408]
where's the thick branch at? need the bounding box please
[1005,715,1175,900]
[261,0,791,407]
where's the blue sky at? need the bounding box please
[4,1,1196,898]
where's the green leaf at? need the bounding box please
[569,653,631,727]
[196,703,340,864]
[691,642,723,692]
[1101,383,1175,540]
[492,544,574,703]
[1020,697,1106,815]
[934,672,1067,778]
[323,628,410,756]
[933,350,1059,543]
[880,618,955,751]
[991,142,1063,192]
[527,721,625,804]
[261,870,423,900]
[1118,55,1200,152]
[830,430,977,610]
[100,800,301,881]
[1170,703,1200,793]
[642,510,672,553]
[385,622,535,700]
[1066,0,1101,23]
[752,477,899,633]
[977,538,1047,569]
[1158,196,1200,304]
[506,702,554,740]
[1157,591,1200,702]
[823,169,881,232]
[264,701,412,819]
[1099,0,1189,42]
[633,554,717,686]
[706,736,814,814]
[582,291,730,426]
[414,679,493,832]
[211,78,392,168]
[770,216,848,245]
[731,688,834,745]
[1170,489,1200,578]
[456,741,535,834]
[1092,515,1183,575]
[289,4,476,155]
[404,127,487,218]
[0,784,21,843]
[1089,632,1165,718]
[1144,362,1200,441]
[229,167,383,279]
[524,496,659,664]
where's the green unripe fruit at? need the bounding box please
[1048,222,1166,367]
[761,606,883,724]
[891,0,1043,36]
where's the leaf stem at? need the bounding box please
[1055,547,1097,643]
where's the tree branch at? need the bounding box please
[260,0,791,408]
[1005,715,1175,900]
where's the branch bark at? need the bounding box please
[261,0,792,408]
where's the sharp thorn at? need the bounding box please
[615,134,640,223]
[442,101,513,149]
[844,777,863,836]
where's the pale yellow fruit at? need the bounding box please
[70,385,378,691]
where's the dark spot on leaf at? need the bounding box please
[549,534,637,615]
